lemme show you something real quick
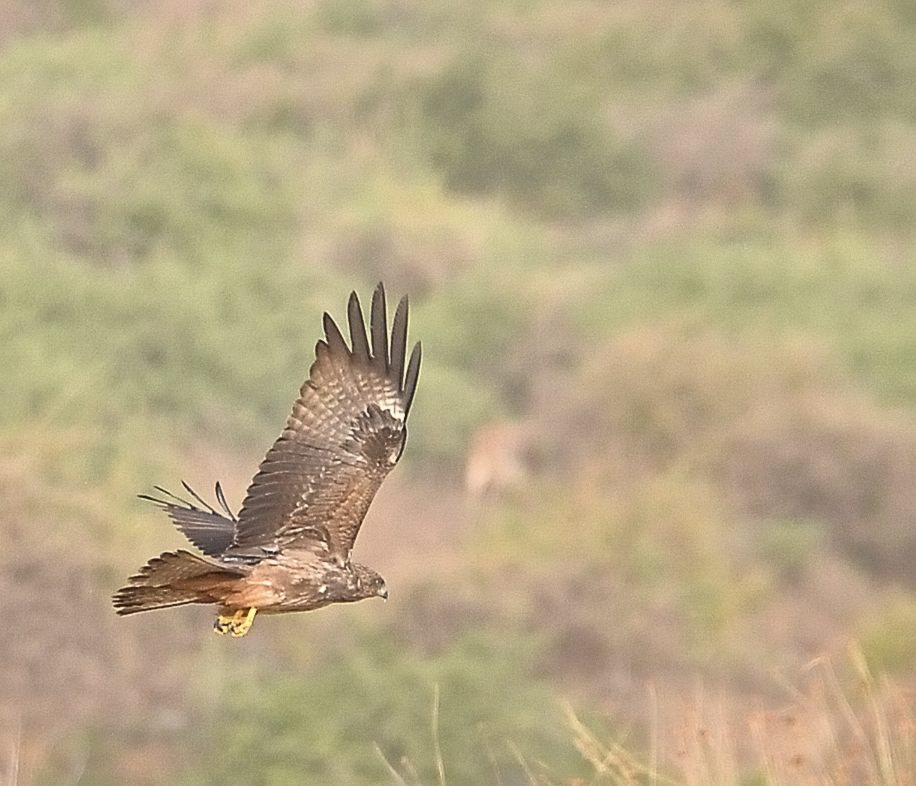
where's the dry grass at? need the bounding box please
[365,648,914,786]
[557,645,916,786]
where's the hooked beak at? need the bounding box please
[378,585,389,601]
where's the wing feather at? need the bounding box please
[139,483,236,557]
[323,312,349,358]
[347,291,371,362]
[404,341,422,415]
[390,296,408,389]
[370,283,389,372]
[214,481,236,520]
[227,284,420,563]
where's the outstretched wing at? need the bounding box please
[225,283,421,564]
[138,481,237,558]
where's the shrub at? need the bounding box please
[415,52,657,218]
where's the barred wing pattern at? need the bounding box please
[225,284,421,564]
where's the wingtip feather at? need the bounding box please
[214,481,237,521]
[403,340,422,415]
[323,311,348,357]
[390,295,408,390]
[370,283,389,371]
[347,291,371,361]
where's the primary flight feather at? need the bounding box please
[113,283,421,637]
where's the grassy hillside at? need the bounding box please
[2,1,916,783]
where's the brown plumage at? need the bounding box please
[112,283,421,637]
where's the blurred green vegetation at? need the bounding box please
[183,629,584,786]
[3,0,916,783]
[858,593,916,673]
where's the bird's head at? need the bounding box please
[349,564,388,601]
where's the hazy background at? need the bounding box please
[3,1,916,783]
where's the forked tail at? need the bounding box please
[112,549,244,615]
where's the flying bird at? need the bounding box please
[113,283,421,637]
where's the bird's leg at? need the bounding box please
[212,607,257,637]
[214,609,241,635]
[229,607,258,638]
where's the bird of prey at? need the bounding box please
[113,283,421,637]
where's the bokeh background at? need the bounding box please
[3,1,916,783]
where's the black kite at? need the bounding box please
[113,284,421,637]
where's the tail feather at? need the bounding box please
[112,549,244,616]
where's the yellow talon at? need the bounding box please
[230,607,257,638]
[214,609,243,635]
[214,608,257,637]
